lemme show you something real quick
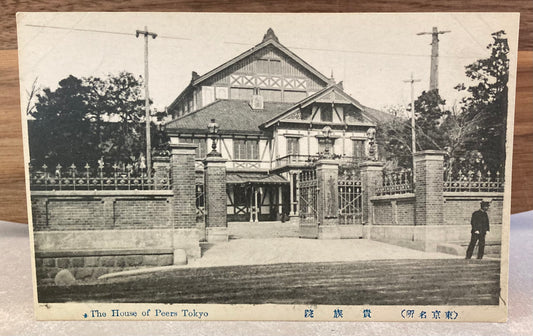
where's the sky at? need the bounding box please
[16,12,520,114]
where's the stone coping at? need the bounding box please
[35,248,174,258]
[443,192,504,199]
[371,193,415,201]
[31,190,174,197]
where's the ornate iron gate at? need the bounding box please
[338,175,363,225]
[298,169,318,238]
[196,183,205,223]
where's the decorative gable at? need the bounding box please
[202,45,325,95]
[284,109,302,120]
[261,85,376,128]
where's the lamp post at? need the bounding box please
[207,118,221,157]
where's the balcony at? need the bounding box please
[274,154,362,170]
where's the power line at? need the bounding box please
[25,24,192,41]
[224,41,485,59]
[24,24,485,59]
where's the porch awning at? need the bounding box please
[226,172,288,185]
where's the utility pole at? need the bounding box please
[417,27,450,91]
[136,26,157,175]
[403,73,421,175]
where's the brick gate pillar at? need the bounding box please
[169,142,201,260]
[315,159,340,239]
[203,156,228,242]
[152,155,170,190]
[414,150,445,251]
[360,161,384,226]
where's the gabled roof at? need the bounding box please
[165,100,294,135]
[191,28,331,87]
[261,85,379,128]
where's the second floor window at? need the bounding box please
[233,139,259,160]
[287,137,299,156]
[182,138,207,159]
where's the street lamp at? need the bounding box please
[207,118,221,157]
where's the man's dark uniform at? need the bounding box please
[465,207,490,259]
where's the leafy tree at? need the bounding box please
[376,90,448,170]
[453,30,509,174]
[85,72,147,165]
[377,30,509,175]
[414,90,448,151]
[28,72,167,170]
[28,75,96,166]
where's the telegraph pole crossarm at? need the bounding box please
[403,73,421,176]
[417,27,450,91]
[136,26,157,176]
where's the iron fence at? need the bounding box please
[29,163,171,191]
[376,169,413,196]
[444,169,504,192]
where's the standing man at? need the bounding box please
[466,199,491,259]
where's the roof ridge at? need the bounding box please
[191,32,330,87]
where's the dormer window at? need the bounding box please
[320,105,333,122]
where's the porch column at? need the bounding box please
[204,156,228,242]
[295,172,300,216]
[289,171,295,216]
[278,185,283,217]
[315,159,340,239]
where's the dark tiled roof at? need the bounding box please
[165,100,295,135]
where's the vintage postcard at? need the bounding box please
[17,12,519,321]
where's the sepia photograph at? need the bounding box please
[16,12,519,321]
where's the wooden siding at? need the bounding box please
[203,45,327,97]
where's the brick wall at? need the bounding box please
[373,201,392,225]
[114,199,171,229]
[31,191,173,231]
[372,195,415,225]
[397,199,415,225]
[48,199,105,230]
[371,193,503,227]
[444,193,504,226]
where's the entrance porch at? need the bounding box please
[225,172,290,222]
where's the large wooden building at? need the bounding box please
[165,28,389,222]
